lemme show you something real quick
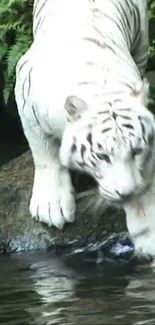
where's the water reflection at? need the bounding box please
[0,252,155,325]
[125,264,155,325]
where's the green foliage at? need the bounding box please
[148,0,155,61]
[0,0,33,104]
[0,0,155,105]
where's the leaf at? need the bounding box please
[7,35,31,78]
[3,75,15,104]
[0,0,33,105]
[0,43,8,60]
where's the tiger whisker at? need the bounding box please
[75,187,97,200]
[75,187,108,217]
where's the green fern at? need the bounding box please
[0,0,33,104]
[3,33,32,103]
[3,75,15,104]
[7,35,31,78]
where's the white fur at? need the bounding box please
[30,165,75,229]
[14,0,155,258]
[124,174,155,257]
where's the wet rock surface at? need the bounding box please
[0,151,129,256]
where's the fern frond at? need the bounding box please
[7,35,31,78]
[3,74,15,104]
[0,0,33,105]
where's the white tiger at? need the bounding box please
[15,0,155,255]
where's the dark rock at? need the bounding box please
[0,150,128,254]
[63,233,137,275]
[0,110,28,167]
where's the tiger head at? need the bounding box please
[60,90,155,203]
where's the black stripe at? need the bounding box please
[117,108,132,112]
[119,80,135,92]
[87,133,93,145]
[84,37,116,55]
[21,78,27,110]
[33,0,41,17]
[112,1,127,41]
[27,67,33,96]
[95,11,123,37]
[132,4,141,48]
[17,59,29,75]
[93,26,104,39]
[129,132,135,137]
[102,117,111,124]
[112,111,117,120]
[119,115,131,120]
[119,1,132,45]
[138,116,145,138]
[81,144,86,160]
[126,0,133,16]
[97,143,103,150]
[114,99,121,104]
[71,143,77,153]
[83,37,105,50]
[34,15,46,35]
[89,159,96,167]
[48,202,52,224]
[139,118,148,144]
[34,16,42,35]
[32,105,41,126]
[98,110,110,115]
[122,124,134,130]
[60,206,65,219]
[101,128,111,133]
[34,0,47,19]
[76,161,85,167]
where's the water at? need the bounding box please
[0,251,155,325]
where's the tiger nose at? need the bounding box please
[116,190,133,199]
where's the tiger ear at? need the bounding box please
[65,96,89,122]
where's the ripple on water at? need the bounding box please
[0,248,155,325]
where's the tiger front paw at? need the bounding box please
[30,167,76,230]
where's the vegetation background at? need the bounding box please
[0,0,154,110]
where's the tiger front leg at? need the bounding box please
[30,162,76,230]
[21,118,76,230]
[123,180,155,258]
